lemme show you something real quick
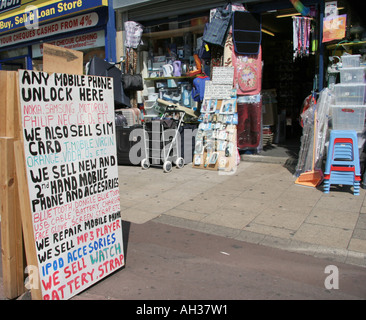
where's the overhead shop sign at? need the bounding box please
[0,0,21,14]
[32,30,105,57]
[0,12,100,47]
[0,0,107,35]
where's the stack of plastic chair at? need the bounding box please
[325,54,366,195]
[323,130,361,195]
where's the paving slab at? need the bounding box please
[116,161,366,268]
[305,207,359,230]
[253,208,310,231]
[293,223,354,249]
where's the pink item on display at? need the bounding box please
[232,46,262,96]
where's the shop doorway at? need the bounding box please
[262,9,316,134]
[254,7,318,162]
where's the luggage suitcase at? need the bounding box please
[115,124,143,165]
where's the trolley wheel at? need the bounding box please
[163,161,172,173]
[175,157,185,169]
[141,158,150,170]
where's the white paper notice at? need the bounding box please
[212,66,234,85]
[204,81,234,99]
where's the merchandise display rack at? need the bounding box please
[192,67,238,173]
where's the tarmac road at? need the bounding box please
[1,218,365,308]
[71,220,366,301]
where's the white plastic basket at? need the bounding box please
[334,83,366,105]
[340,67,365,84]
[331,105,366,131]
[341,54,361,68]
[144,100,166,117]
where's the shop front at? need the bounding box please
[0,0,117,71]
[113,0,330,157]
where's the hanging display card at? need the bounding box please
[18,70,124,300]
[204,82,234,100]
[193,66,238,172]
[204,67,235,99]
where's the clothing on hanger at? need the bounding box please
[192,75,210,103]
[124,21,144,49]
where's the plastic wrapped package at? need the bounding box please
[237,95,262,149]
[295,88,332,177]
[295,102,315,177]
[314,88,332,168]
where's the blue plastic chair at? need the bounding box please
[324,130,360,195]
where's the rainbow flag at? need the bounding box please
[290,0,310,16]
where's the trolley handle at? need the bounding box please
[164,105,186,114]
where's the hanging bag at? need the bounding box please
[122,73,143,91]
[203,3,233,47]
[232,46,262,95]
[122,58,144,92]
[87,56,131,108]
[232,11,262,55]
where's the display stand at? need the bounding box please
[1,46,125,300]
[192,67,238,173]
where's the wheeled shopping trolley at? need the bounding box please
[141,106,185,173]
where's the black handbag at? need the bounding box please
[122,74,143,91]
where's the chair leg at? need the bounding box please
[354,180,360,196]
[323,179,330,194]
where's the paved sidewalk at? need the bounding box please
[1,157,366,300]
[118,160,366,268]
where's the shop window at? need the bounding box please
[84,48,105,65]
[0,47,28,60]
[142,16,208,77]
[138,15,208,111]
[0,47,29,70]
